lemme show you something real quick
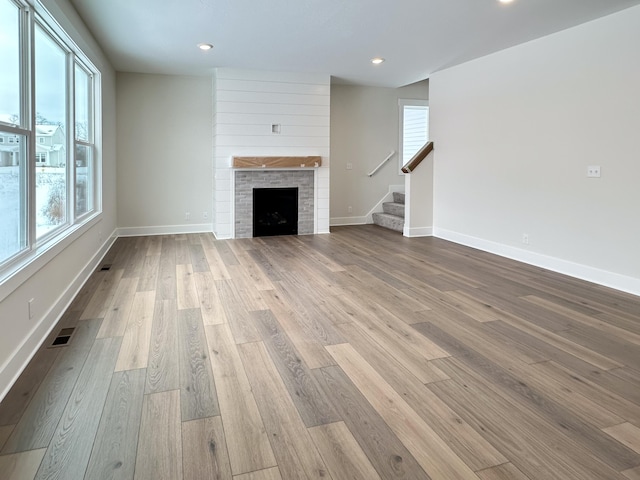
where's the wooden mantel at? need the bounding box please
[232,156,322,169]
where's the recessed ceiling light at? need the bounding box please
[371,57,385,65]
[498,0,514,4]
[198,43,213,51]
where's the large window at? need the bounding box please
[0,0,100,273]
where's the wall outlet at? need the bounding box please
[587,166,601,178]
[348,206,353,213]
[28,298,35,319]
[185,212,191,221]
[522,233,529,245]
[203,211,208,219]
[346,162,353,170]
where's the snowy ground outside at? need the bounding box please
[0,166,67,262]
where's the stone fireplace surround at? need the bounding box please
[234,170,315,238]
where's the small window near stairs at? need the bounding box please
[399,99,429,173]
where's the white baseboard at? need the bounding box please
[117,224,213,237]
[404,226,433,237]
[0,230,118,402]
[330,216,368,226]
[212,231,232,240]
[434,228,640,296]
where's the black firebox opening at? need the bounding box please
[253,187,299,237]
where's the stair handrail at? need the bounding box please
[401,141,434,173]
[367,150,396,177]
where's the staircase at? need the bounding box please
[372,192,405,233]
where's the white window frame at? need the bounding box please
[0,0,102,295]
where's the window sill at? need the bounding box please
[0,212,103,303]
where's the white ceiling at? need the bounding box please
[69,0,640,87]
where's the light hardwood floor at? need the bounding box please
[1,225,640,479]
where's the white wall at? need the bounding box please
[330,81,429,225]
[404,155,434,237]
[212,68,331,239]
[116,73,213,235]
[431,6,640,294]
[0,0,117,399]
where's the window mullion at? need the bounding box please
[24,4,36,250]
[67,51,75,222]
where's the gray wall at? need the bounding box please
[330,81,429,225]
[116,73,213,235]
[431,6,640,294]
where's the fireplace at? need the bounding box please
[253,187,298,237]
[234,170,314,238]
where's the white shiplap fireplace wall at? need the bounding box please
[212,68,330,239]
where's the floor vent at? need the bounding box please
[49,327,75,348]
[100,264,112,271]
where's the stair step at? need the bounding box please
[392,192,405,205]
[382,202,405,217]
[372,212,404,233]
